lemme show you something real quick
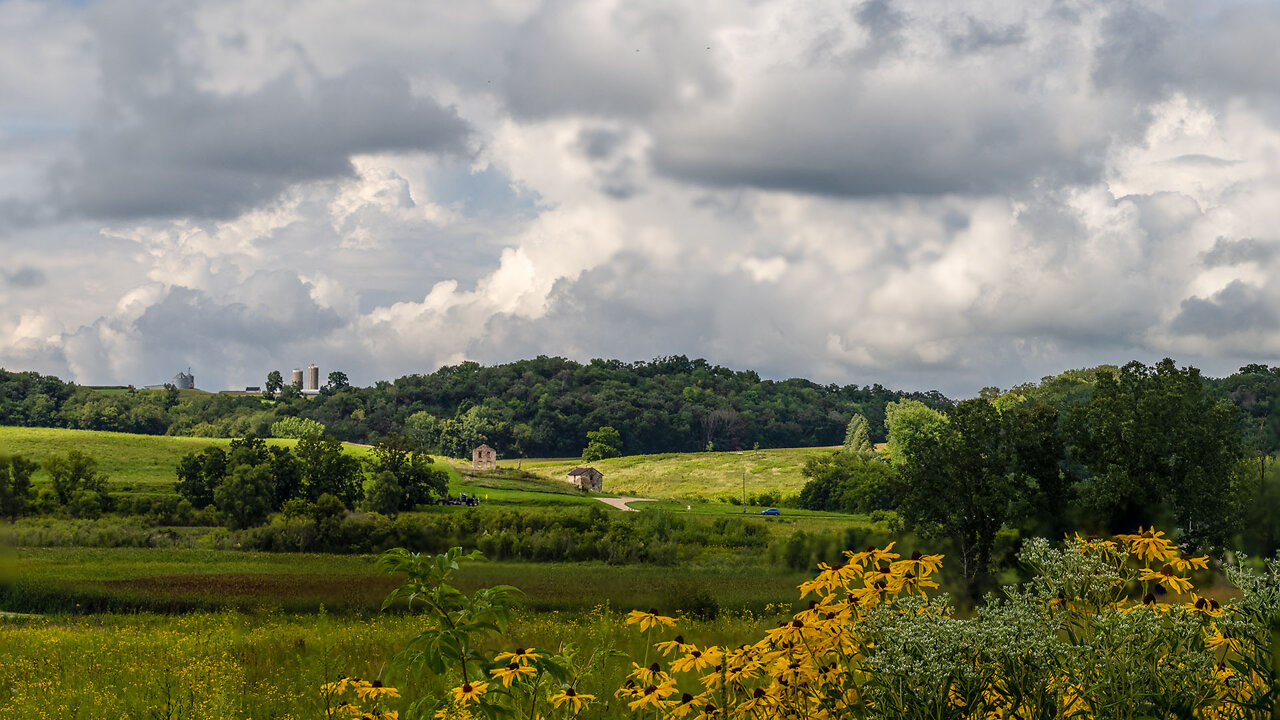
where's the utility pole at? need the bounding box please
[742,470,746,514]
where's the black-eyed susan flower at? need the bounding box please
[628,661,668,686]
[625,608,677,632]
[549,687,595,713]
[671,647,720,673]
[451,681,489,705]
[1205,626,1241,653]
[1119,527,1178,563]
[626,680,677,711]
[1168,553,1210,573]
[891,549,945,577]
[490,661,538,686]
[1140,565,1194,594]
[354,680,401,701]
[735,686,776,714]
[1183,594,1224,616]
[493,647,541,666]
[668,692,700,719]
[655,635,694,656]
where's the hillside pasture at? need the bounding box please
[0,426,461,496]
[522,446,838,500]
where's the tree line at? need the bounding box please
[0,356,952,455]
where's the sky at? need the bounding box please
[3,0,1280,398]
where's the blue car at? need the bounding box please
[761,508,781,516]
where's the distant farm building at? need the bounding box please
[144,370,195,390]
[566,466,604,492]
[472,444,497,471]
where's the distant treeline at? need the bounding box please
[0,356,951,455]
[7,355,1280,455]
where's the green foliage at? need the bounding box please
[378,547,520,716]
[366,433,449,509]
[0,454,38,521]
[884,399,947,467]
[269,416,325,439]
[213,464,273,530]
[797,452,898,514]
[1066,358,1246,546]
[174,446,227,509]
[842,413,872,455]
[43,450,110,510]
[895,398,1061,586]
[1,358,954,453]
[366,470,405,516]
[582,425,622,462]
[297,434,364,507]
[325,370,350,392]
[264,369,283,399]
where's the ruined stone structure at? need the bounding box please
[472,444,497,471]
[566,466,604,492]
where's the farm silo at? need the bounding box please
[291,368,303,388]
[307,365,319,391]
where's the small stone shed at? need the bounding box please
[472,444,497,471]
[566,466,604,492]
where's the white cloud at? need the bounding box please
[5,0,1280,396]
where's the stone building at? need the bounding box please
[566,466,604,492]
[472,444,497,471]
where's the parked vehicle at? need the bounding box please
[761,508,780,516]
[435,493,480,507]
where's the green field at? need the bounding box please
[520,446,837,499]
[0,603,773,720]
[0,546,812,615]
[0,427,837,506]
[0,426,463,496]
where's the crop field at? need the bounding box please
[521,446,838,499]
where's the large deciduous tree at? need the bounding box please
[43,450,109,507]
[175,446,228,509]
[365,433,449,510]
[582,426,623,462]
[296,433,364,507]
[1066,358,1246,546]
[894,398,1064,589]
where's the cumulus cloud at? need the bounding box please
[5,0,1280,396]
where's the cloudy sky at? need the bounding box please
[3,0,1280,397]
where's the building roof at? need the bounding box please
[474,444,495,452]
[568,466,602,476]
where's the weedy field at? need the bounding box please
[0,605,774,720]
[0,546,817,614]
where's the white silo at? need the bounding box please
[291,368,303,388]
[307,365,320,391]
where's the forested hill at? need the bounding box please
[0,356,952,456]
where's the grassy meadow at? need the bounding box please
[0,546,814,615]
[519,446,837,499]
[0,605,776,720]
[0,426,464,496]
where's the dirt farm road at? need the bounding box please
[595,497,658,512]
